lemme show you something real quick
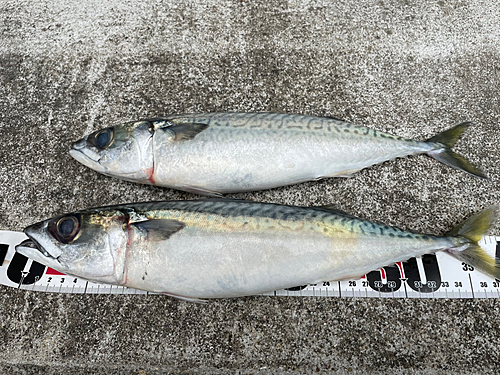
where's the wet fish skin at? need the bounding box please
[69,113,486,194]
[15,200,498,301]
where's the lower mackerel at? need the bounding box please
[15,200,499,302]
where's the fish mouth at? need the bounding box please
[16,238,38,250]
[15,238,52,258]
[16,225,62,263]
[69,140,105,172]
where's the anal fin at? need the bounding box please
[179,185,223,197]
[316,169,360,179]
[333,169,359,178]
[161,292,209,304]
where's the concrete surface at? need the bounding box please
[1,0,500,373]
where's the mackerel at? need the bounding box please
[15,200,499,302]
[69,113,486,195]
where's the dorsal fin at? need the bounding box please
[319,204,339,211]
[314,204,360,219]
[323,115,346,122]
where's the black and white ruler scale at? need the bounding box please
[0,230,499,298]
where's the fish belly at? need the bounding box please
[123,224,451,298]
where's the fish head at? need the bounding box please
[16,209,130,284]
[69,120,155,183]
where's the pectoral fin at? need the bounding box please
[130,219,185,241]
[157,121,209,142]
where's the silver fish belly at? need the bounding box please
[69,113,486,194]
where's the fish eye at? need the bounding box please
[58,217,77,236]
[88,128,114,149]
[49,215,80,244]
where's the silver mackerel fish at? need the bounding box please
[69,113,486,195]
[16,200,499,302]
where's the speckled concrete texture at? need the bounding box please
[1,0,500,373]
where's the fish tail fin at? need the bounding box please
[447,205,500,279]
[426,122,488,179]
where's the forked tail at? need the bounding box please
[426,122,488,179]
[447,205,500,279]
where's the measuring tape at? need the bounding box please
[1,230,499,298]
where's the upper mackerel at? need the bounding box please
[69,113,486,194]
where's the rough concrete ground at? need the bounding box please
[1,0,500,373]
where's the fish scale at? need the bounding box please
[134,200,420,239]
[168,113,400,143]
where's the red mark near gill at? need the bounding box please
[145,166,155,185]
[123,222,133,284]
[126,224,132,247]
